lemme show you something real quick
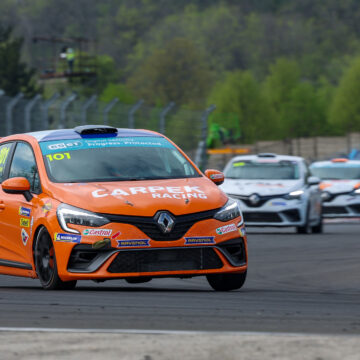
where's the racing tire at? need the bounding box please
[34,227,77,290]
[312,216,323,234]
[297,206,312,234]
[206,271,247,291]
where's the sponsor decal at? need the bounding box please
[46,152,71,162]
[233,162,245,167]
[0,145,10,167]
[30,216,34,237]
[185,237,215,245]
[20,218,30,227]
[19,206,31,217]
[21,229,29,246]
[54,233,82,243]
[116,239,150,248]
[239,227,246,237]
[83,229,112,236]
[111,231,121,239]
[42,202,52,216]
[40,137,174,155]
[216,224,237,235]
[48,141,82,151]
[270,201,287,206]
[92,186,207,200]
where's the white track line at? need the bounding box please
[0,327,358,338]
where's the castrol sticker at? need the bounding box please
[83,229,112,236]
[216,224,237,235]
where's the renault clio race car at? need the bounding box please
[0,125,247,291]
[220,153,323,233]
[310,158,360,218]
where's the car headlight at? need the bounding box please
[354,188,360,195]
[57,203,109,234]
[321,191,332,201]
[286,189,304,200]
[214,198,242,222]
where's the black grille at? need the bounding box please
[99,208,219,241]
[349,204,360,213]
[107,247,223,273]
[229,193,287,208]
[243,211,281,223]
[218,238,246,266]
[323,206,348,215]
[282,209,301,222]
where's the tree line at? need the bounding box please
[1,0,360,143]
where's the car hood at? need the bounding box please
[320,180,360,194]
[220,179,303,196]
[46,177,227,216]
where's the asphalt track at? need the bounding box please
[0,223,359,334]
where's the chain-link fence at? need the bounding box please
[0,91,216,168]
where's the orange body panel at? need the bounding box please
[0,130,248,282]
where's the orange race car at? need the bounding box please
[0,125,247,291]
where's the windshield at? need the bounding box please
[40,136,199,183]
[225,160,300,180]
[310,165,360,180]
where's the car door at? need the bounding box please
[0,141,41,266]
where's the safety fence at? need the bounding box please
[0,91,215,168]
[207,133,360,170]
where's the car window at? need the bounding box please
[0,143,13,183]
[225,160,300,180]
[39,136,200,183]
[9,142,41,193]
[310,164,360,180]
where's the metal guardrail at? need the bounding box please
[0,90,215,169]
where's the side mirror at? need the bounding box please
[307,176,320,186]
[2,177,33,201]
[205,169,225,186]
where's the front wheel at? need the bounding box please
[297,206,312,234]
[34,227,77,290]
[206,271,247,291]
[312,216,323,234]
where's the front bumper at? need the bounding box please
[322,194,360,218]
[52,217,248,281]
[67,238,246,274]
[230,195,306,227]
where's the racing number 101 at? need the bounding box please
[46,152,71,162]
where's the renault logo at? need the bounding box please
[249,194,260,205]
[156,211,175,234]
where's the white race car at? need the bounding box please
[309,158,360,218]
[220,153,323,233]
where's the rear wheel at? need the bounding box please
[206,271,247,291]
[34,227,77,290]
